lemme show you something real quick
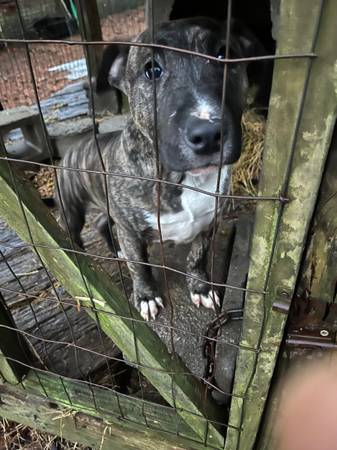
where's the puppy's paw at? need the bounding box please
[138,296,164,321]
[190,290,220,310]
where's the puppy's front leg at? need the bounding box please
[187,232,220,310]
[116,225,163,321]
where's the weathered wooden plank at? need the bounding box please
[0,216,122,380]
[257,101,337,450]
[0,155,224,446]
[298,127,337,303]
[225,0,337,449]
[22,369,199,444]
[0,381,202,450]
[75,0,103,78]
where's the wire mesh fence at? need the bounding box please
[0,0,331,448]
[0,0,145,109]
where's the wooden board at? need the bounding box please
[0,216,121,380]
[226,1,337,449]
[0,382,200,450]
[0,154,226,445]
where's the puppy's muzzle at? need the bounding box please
[184,116,239,164]
[185,117,222,155]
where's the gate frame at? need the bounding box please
[0,0,337,448]
[226,0,337,449]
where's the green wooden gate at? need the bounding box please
[0,0,337,449]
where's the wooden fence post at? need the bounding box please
[298,126,337,303]
[225,0,337,449]
[75,0,103,79]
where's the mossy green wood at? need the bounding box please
[0,351,18,385]
[0,292,30,384]
[0,382,203,450]
[225,0,337,449]
[0,158,224,448]
[21,369,226,449]
[257,111,337,450]
[298,127,337,304]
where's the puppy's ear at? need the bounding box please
[96,44,129,95]
[229,20,263,58]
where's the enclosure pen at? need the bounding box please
[0,0,336,449]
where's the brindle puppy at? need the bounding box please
[58,17,260,320]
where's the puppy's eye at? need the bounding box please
[144,60,163,80]
[216,46,227,60]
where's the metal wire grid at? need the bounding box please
[0,0,320,447]
[0,2,145,109]
[0,43,86,108]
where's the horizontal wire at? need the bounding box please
[0,352,244,425]
[0,239,266,294]
[0,22,284,435]
[0,285,254,351]
[0,156,285,202]
[0,322,249,399]
[0,37,316,64]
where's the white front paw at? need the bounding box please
[140,297,164,321]
[190,291,220,310]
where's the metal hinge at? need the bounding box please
[285,296,337,349]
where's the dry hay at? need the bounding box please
[232,109,266,196]
[0,418,88,450]
[32,166,55,199]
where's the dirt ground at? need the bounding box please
[0,6,145,109]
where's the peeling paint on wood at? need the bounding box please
[225,0,337,449]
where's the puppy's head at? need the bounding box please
[98,18,256,173]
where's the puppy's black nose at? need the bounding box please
[186,117,224,154]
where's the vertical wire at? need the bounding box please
[33,368,49,397]
[148,0,178,419]
[59,375,73,405]
[75,0,157,422]
[72,0,122,400]
[12,0,102,411]
[207,13,233,439]
[203,0,233,445]
[210,0,233,311]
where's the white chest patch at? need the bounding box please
[146,166,231,244]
